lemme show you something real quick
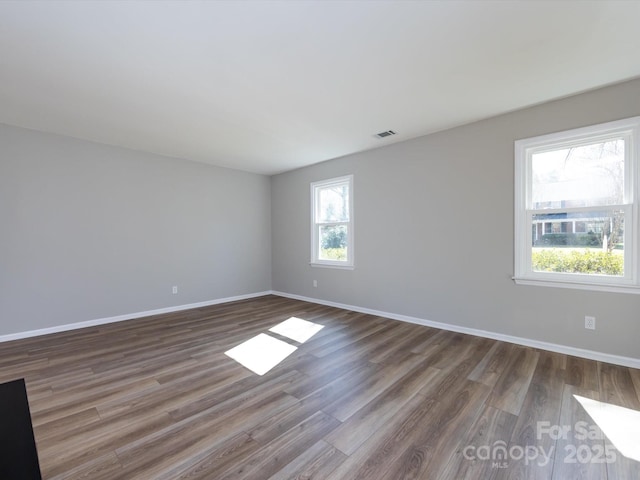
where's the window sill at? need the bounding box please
[513,276,640,294]
[310,262,354,270]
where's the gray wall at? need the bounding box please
[0,123,271,335]
[272,78,640,360]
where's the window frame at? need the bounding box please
[310,175,354,269]
[514,116,640,294]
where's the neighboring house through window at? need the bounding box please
[514,116,640,293]
[311,175,354,268]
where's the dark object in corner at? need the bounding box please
[0,378,42,480]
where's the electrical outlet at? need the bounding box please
[313,280,318,288]
[585,316,596,330]
[172,286,178,294]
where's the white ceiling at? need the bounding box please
[1,1,640,175]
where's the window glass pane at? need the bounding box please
[318,184,349,222]
[319,225,347,261]
[532,139,624,209]
[531,210,624,276]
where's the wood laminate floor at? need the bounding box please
[1,295,639,479]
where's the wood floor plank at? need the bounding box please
[167,368,305,423]
[326,391,438,480]
[492,349,566,480]
[598,363,640,480]
[30,376,161,424]
[531,350,567,387]
[34,406,101,442]
[629,367,640,403]
[550,386,606,480]
[566,356,600,391]
[427,332,487,370]
[154,433,259,480]
[216,411,340,480]
[47,452,123,480]
[306,320,391,358]
[380,379,492,480]
[493,381,562,480]
[439,405,517,480]
[366,321,424,363]
[39,411,174,478]
[419,336,494,399]
[267,439,346,480]
[324,364,443,455]
[283,356,377,400]
[599,362,640,409]
[322,351,425,422]
[468,342,514,387]
[409,327,452,354]
[488,346,540,416]
[115,390,300,477]
[249,362,377,445]
[0,295,636,479]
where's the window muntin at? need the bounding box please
[311,175,353,268]
[515,117,639,292]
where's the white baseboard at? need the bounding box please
[4,289,638,369]
[272,291,640,369]
[0,291,272,343]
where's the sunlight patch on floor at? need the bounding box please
[225,333,297,376]
[574,394,640,461]
[269,317,324,343]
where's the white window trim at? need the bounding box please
[310,175,354,269]
[514,116,640,294]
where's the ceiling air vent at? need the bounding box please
[375,130,397,139]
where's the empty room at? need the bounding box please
[2,1,640,479]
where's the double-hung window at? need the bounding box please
[514,116,640,293]
[311,175,354,268]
